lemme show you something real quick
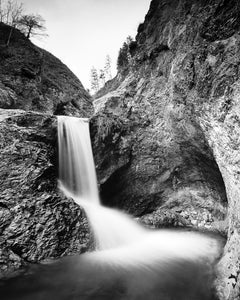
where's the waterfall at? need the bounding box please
[0,115,223,300]
[57,115,222,286]
[58,116,99,203]
[58,116,145,250]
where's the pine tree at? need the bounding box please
[104,54,112,81]
[116,36,135,72]
[99,69,105,87]
[117,41,129,71]
[90,67,99,93]
[126,35,133,45]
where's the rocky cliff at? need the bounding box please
[0,110,92,277]
[0,22,92,117]
[0,24,93,276]
[91,0,240,299]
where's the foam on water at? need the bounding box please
[57,116,223,256]
[58,116,147,250]
[59,178,146,250]
[0,116,223,300]
[58,116,99,203]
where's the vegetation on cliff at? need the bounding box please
[0,22,92,116]
[92,0,240,298]
[0,4,94,276]
[1,0,240,299]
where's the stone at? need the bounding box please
[0,109,92,277]
[91,0,240,298]
[0,23,92,117]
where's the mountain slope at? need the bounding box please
[0,23,93,275]
[0,22,92,117]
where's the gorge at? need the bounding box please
[0,115,222,299]
[0,0,240,299]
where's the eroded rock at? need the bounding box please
[91,0,240,298]
[0,109,91,277]
[0,23,92,117]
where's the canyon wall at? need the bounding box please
[1,1,240,297]
[0,24,93,276]
[91,0,240,298]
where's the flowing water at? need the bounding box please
[0,116,223,300]
[58,116,99,203]
[58,116,145,250]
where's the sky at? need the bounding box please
[20,0,152,90]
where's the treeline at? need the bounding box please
[0,0,46,46]
[117,35,137,72]
[90,54,112,93]
[90,36,138,94]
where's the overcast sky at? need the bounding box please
[20,0,151,90]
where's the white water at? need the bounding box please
[59,183,146,250]
[0,115,223,300]
[58,116,145,250]
[58,116,99,203]
[57,115,223,298]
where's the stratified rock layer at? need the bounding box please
[0,109,91,277]
[92,0,240,298]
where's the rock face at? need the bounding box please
[0,109,91,277]
[0,23,94,276]
[0,22,92,117]
[91,0,240,298]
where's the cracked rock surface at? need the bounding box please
[91,0,240,298]
[0,109,91,277]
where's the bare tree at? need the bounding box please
[0,0,23,25]
[10,0,23,25]
[18,13,46,39]
[0,1,47,46]
[0,0,24,46]
[0,0,3,22]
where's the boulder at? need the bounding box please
[0,109,91,277]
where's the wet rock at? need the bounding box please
[91,0,240,298]
[92,77,227,220]
[0,109,91,277]
[90,111,132,185]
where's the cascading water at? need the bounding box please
[57,115,222,254]
[0,115,224,300]
[58,116,146,250]
[58,116,99,203]
[56,116,223,299]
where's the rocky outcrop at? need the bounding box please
[91,0,240,298]
[0,109,91,277]
[0,22,92,117]
[0,21,94,276]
